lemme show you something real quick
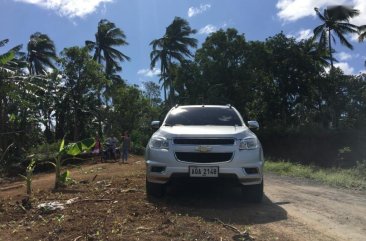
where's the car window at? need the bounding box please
[164,107,243,126]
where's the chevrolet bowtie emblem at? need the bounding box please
[195,145,212,153]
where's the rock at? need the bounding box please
[37,202,64,213]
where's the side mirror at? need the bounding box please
[247,120,259,130]
[151,121,160,129]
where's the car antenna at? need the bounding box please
[227,104,232,108]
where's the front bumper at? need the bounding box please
[146,147,264,186]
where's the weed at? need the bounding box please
[265,160,366,190]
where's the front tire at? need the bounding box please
[146,179,165,197]
[241,181,263,203]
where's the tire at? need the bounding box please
[146,179,165,197]
[241,181,263,203]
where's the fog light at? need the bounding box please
[243,167,258,174]
[151,166,166,173]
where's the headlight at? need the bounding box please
[239,137,258,150]
[148,136,169,150]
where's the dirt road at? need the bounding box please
[0,157,365,241]
[264,174,366,241]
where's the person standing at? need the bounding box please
[92,135,102,162]
[121,131,131,163]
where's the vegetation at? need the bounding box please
[27,32,57,75]
[0,4,366,177]
[265,160,366,190]
[150,17,197,104]
[86,19,130,75]
[313,6,359,68]
[50,138,95,189]
[19,159,36,196]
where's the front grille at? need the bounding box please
[175,152,233,163]
[173,138,235,145]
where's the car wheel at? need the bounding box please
[146,179,165,197]
[241,181,263,203]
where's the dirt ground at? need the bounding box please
[0,156,365,241]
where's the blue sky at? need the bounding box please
[1,0,366,88]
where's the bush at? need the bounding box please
[355,160,366,177]
[0,144,27,177]
[131,144,145,155]
[259,127,366,168]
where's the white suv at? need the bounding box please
[145,105,264,202]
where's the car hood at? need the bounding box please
[155,125,255,139]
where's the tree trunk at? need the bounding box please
[328,29,333,69]
[97,91,103,138]
[0,97,4,149]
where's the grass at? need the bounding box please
[265,160,366,190]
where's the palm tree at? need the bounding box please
[27,32,57,75]
[150,39,169,101]
[313,5,359,69]
[86,19,130,76]
[300,37,335,68]
[150,17,197,105]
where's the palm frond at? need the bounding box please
[0,39,9,47]
[358,25,366,42]
[27,32,57,75]
[314,7,326,21]
[333,28,353,49]
[92,19,130,74]
[327,5,360,22]
[313,24,326,39]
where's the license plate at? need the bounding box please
[189,166,219,177]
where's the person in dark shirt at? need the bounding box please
[121,131,131,163]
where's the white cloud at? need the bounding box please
[137,67,161,77]
[336,52,352,61]
[14,0,113,18]
[286,29,313,41]
[351,0,366,25]
[276,0,354,22]
[296,29,313,41]
[350,33,360,42]
[334,62,355,75]
[198,24,218,35]
[188,4,211,18]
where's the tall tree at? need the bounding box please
[58,47,107,140]
[27,32,57,75]
[313,5,359,69]
[85,19,130,76]
[142,81,161,107]
[1,39,41,154]
[150,16,197,106]
[194,28,248,107]
[0,39,20,149]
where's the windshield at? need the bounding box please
[164,107,243,126]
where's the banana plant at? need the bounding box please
[19,158,36,196]
[50,138,95,189]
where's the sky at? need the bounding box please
[1,0,366,89]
